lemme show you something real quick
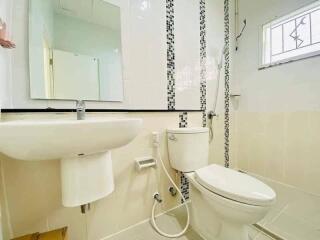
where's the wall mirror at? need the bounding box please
[29,0,124,102]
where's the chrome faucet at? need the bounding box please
[76,100,86,120]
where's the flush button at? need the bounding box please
[168,134,177,141]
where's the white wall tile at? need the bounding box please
[175,0,200,110]
[4,0,173,110]
[235,0,320,113]
[234,0,320,198]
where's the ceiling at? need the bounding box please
[53,0,121,31]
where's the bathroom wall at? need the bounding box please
[0,1,229,240]
[3,0,166,109]
[175,0,201,110]
[0,112,203,239]
[1,0,226,110]
[0,0,13,109]
[0,0,14,237]
[207,0,236,168]
[234,0,320,196]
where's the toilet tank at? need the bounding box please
[167,128,209,172]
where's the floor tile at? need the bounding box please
[253,175,320,240]
[106,208,204,240]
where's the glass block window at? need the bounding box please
[261,1,320,68]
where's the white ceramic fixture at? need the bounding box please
[167,127,276,240]
[0,118,143,207]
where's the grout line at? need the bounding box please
[100,204,187,240]
[240,169,320,199]
[267,204,289,227]
[253,224,286,240]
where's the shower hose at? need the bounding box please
[151,146,190,238]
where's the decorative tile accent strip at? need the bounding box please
[180,174,190,203]
[200,0,207,127]
[179,112,189,202]
[224,0,230,168]
[179,112,188,128]
[166,0,189,203]
[167,0,176,110]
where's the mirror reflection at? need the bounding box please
[29,0,123,101]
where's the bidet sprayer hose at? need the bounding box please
[151,147,190,238]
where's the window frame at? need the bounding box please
[259,0,320,70]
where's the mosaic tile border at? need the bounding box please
[167,0,176,110]
[180,174,190,203]
[224,0,230,168]
[179,112,188,128]
[200,0,207,128]
[169,0,209,202]
[179,112,190,202]
[166,0,190,202]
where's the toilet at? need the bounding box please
[167,127,276,240]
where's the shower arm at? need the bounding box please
[236,19,247,51]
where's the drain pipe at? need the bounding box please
[80,203,91,214]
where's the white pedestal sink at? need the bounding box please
[0,118,143,207]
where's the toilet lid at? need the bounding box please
[195,164,276,206]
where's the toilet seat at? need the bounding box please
[194,164,276,207]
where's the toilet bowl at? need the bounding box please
[187,165,275,240]
[167,128,276,240]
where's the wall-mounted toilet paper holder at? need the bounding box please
[135,156,157,171]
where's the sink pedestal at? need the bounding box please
[61,152,114,207]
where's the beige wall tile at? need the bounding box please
[236,111,320,197]
[0,112,205,240]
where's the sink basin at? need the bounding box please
[0,118,143,207]
[0,118,143,161]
